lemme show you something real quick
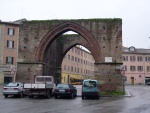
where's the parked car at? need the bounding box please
[54,83,77,99]
[146,82,150,85]
[3,82,24,98]
[82,79,100,99]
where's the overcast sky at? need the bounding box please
[1,0,150,49]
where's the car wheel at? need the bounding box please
[82,95,85,100]
[55,95,57,99]
[29,95,34,98]
[97,95,100,99]
[20,92,23,98]
[74,92,77,97]
[4,95,8,98]
[70,93,74,99]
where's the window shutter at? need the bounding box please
[12,41,14,48]
[8,28,9,35]
[12,57,14,64]
[13,29,15,35]
[6,57,8,64]
[7,40,8,47]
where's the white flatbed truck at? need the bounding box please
[24,76,56,98]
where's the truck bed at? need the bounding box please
[24,83,54,89]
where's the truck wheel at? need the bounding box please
[82,95,84,100]
[29,95,34,98]
[4,95,8,98]
[55,95,57,99]
[47,93,51,98]
[20,92,23,98]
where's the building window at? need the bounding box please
[68,54,70,60]
[137,56,143,62]
[145,57,150,62]
[78,58,80,63]
[123,56,128,61]
[147,66,150,72]
[64,65,66,70]
[78,68,79,73]
[125,66,127,71]
[130,66,135,71]
[129,46,135,51]
[137,66,143,71]
[7,40,14,48]
[130,56,135,62]
[8,28,15,35]
[6,56,13,64]
[75,49,77,54]
[78,51,80,55]
[139,75,141,78]
[81,59,82,63]
[75,57,77,62]
[72,56,74,61]
[71,66,73,72]
[68,66,70,71]
[72,48,74,52]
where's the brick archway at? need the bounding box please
[17,19,123,92]
[35,21,101,63]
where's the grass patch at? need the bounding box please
[101,91,125,96]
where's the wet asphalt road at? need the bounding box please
[1,85,150,113]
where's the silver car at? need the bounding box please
[3,82,24,98]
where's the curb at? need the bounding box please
[124,90,131,97]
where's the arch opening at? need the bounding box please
[61,44,95,84]
[36,21,101,63]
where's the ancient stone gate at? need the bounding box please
[16,18,123,91]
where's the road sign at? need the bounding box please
[10,71,15,75]
[10,66,16,75]
[120,66,125,75]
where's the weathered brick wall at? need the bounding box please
[17,19,123,91]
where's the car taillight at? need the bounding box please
[54,89,58,92]
[66,89,70,92]
[3,88,7,90]
[14,88,18,90]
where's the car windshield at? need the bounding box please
[84,81,96,87]
[57,84,69,88]
[6,83,19,87]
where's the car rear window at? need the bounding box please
[84,81,96,87]
[6,83,19,87]
[57,84,69,88]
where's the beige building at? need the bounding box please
[0,20,20,84]
[123,46,150,85]
[61,46,95,83]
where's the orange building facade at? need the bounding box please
[0,21,19,84]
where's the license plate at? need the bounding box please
[59,90,65,92]
[8,88,13,90]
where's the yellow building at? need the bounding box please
[61,45,95,84]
